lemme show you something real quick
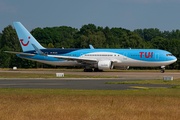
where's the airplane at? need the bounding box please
[5,22,177,73]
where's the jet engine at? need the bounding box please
[97,60,113,70]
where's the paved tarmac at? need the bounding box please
[0,78,174,90]
[0,70,179,90]
[0,70,180,79]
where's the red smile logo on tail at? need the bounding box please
[20,37,30,46]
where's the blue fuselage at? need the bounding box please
[18,48,177,67]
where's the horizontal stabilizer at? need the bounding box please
[32,44,47,56]
[4,51,35,56]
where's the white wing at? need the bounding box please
[48,55,98,63]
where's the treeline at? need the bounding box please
[0,24,180,69]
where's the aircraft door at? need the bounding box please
[123,52,128,60]
[155,53,159,60]
[80,53,83,57]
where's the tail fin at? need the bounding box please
[13,22,45,52]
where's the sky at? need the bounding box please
[0,0,180,32]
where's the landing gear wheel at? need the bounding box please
[161,66,165,73]
[94,68,103,72]
[94,68,99,72]
[84,69,93,72]
[88,69,93,72]
[161,69,165,73]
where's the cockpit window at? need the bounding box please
[166,54,173,56]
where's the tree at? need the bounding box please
[80,24,97,35]
[134,28,162,42]
[79,35,89,48]
[128,32,145,49]
[88,31,106,48]
[47,43,54,48]
[119,32,129,48]
[31,27,53,45]
[151,37,168,50]
[0,46,11,68]
[170,29,180,39]
[0,25,21,51]
[0,33,2,47]
[103,26,112,38]
[54,43,61,48]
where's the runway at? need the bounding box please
[0,70,180,79]
[0,78,174,90]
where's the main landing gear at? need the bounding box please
[84,69,93,72]
[161,66,165,73]
[94,68,103,72]
[83,68,103,72]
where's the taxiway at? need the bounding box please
[0,78,174,90]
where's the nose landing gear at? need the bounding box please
[161,66,165,73]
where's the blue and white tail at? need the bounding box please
[13,22,45,52]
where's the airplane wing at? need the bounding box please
[48,55,98,63]
[4,51,35,56]
[48,55,122,64]
[30,44,98,63]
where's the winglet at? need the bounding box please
[32,44,47,56]
[89,45,94,49]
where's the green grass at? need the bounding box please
[1,88,180,120]
[0,87,180,97]
[105,79,180,85]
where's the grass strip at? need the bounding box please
[0,87,180,97]
[105,79,180,85]
[0,88,180,120]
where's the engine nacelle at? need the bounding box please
[98,60,113,70]
[115,66,129,70]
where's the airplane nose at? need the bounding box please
[174,56,177,62]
